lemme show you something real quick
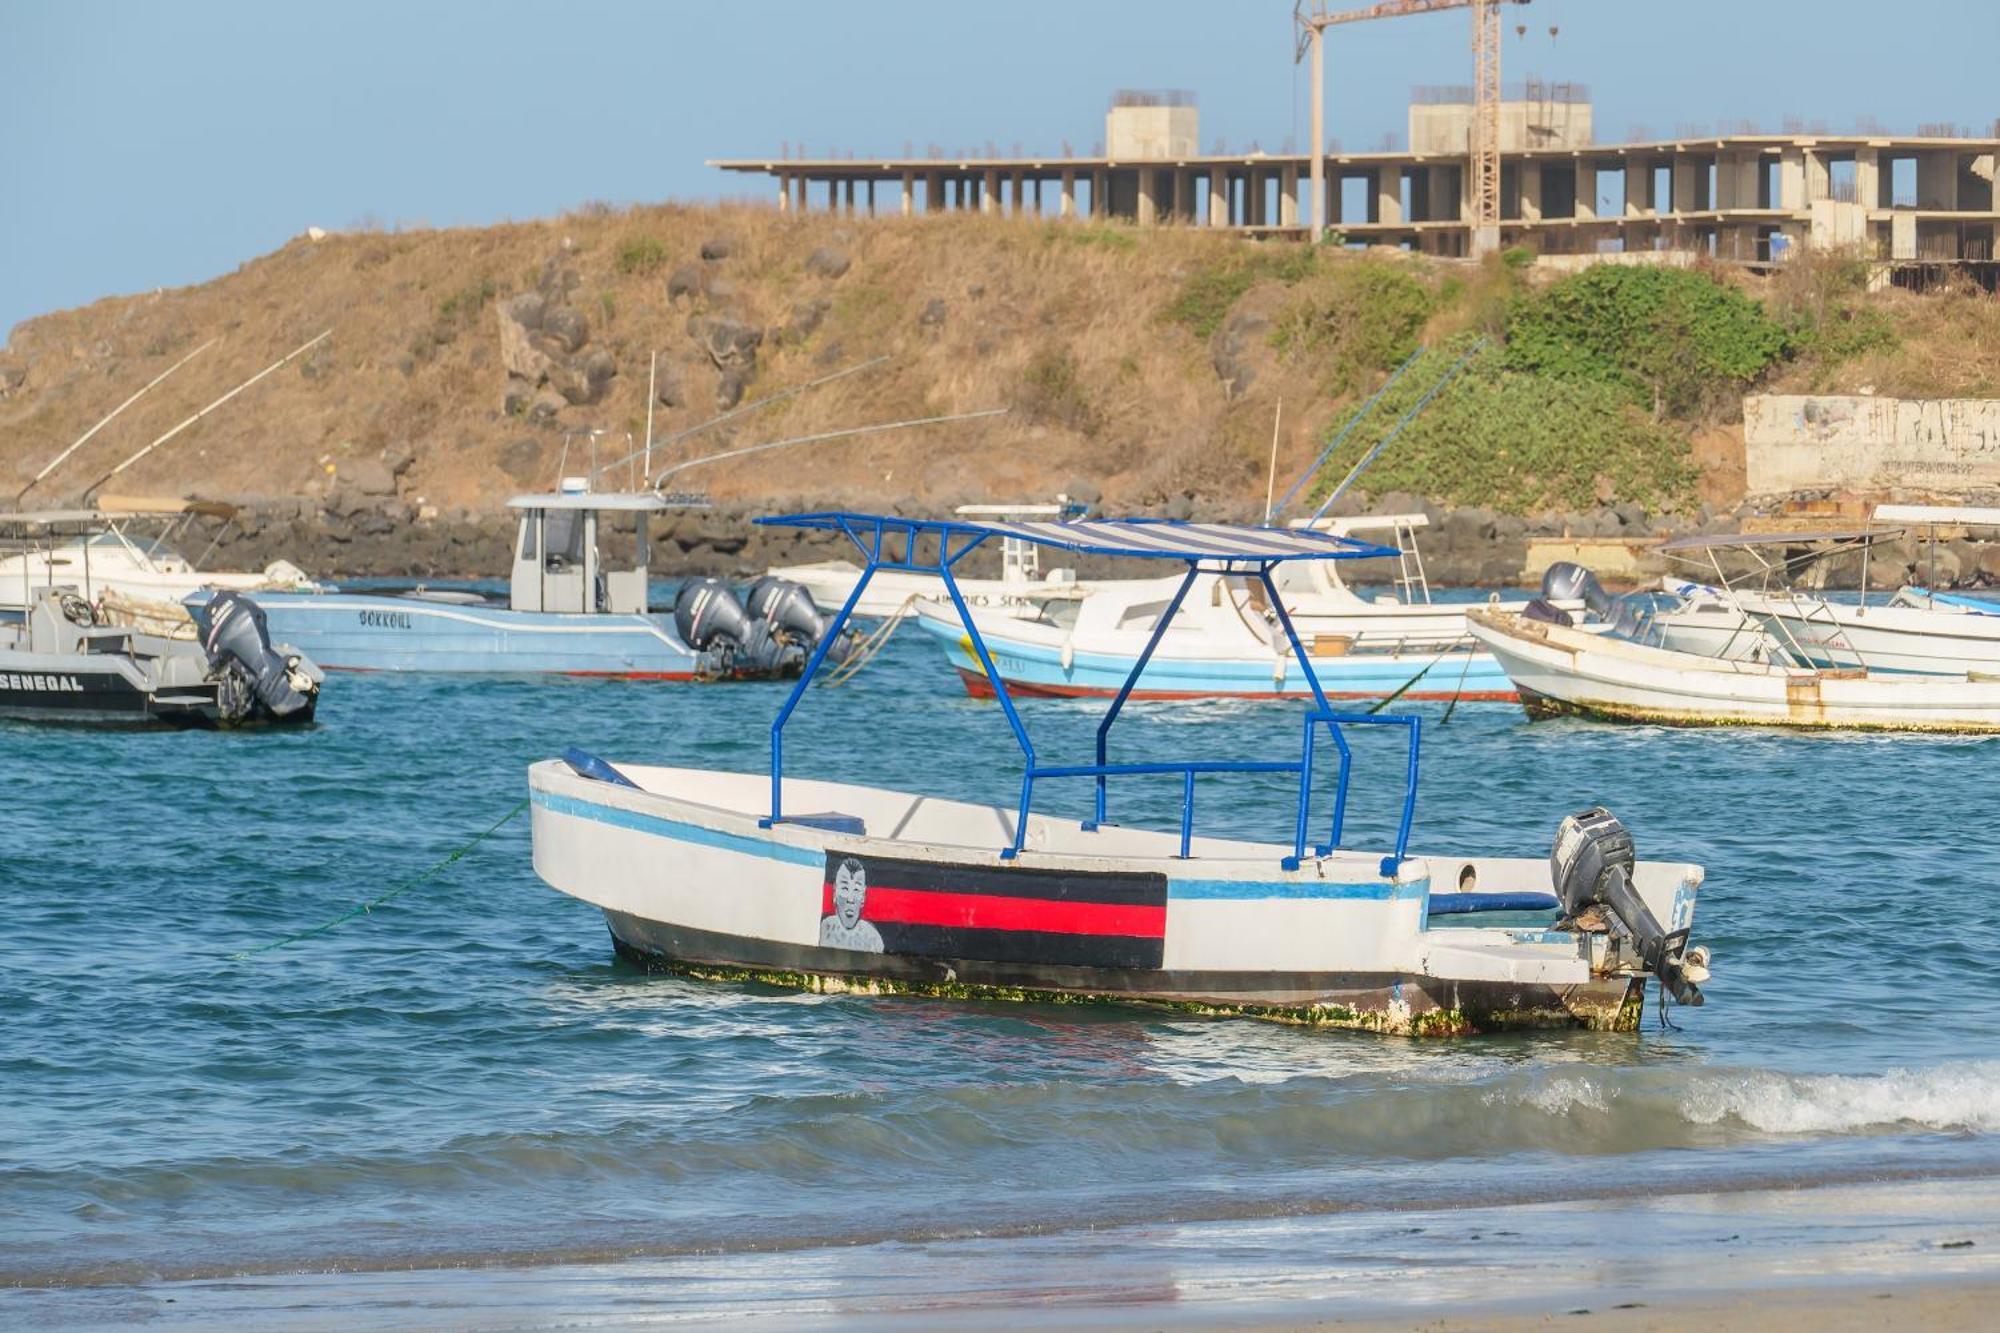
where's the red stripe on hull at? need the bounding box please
[821,883,1165,938]
[953,668,1516,704]
[323,666,699,680]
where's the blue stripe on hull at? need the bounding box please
[533,789,1417,900]
[910,615,1513,699]
[242,593,701,675]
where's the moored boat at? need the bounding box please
[530,512,1711,1035]
[1466,605,2000,733]
[232,483,848,678]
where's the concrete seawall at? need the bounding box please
[1746,394,2000,496]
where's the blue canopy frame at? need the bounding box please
[753,512,1422,874]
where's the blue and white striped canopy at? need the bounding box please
[758,512,1400,562]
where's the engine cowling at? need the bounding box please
[1551,806,1705,1006]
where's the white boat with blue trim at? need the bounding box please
[530,512,1710,1036]
[231,483,848,678]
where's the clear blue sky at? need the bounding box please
[2,0,1993,338]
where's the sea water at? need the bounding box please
[2,615,1997,1307]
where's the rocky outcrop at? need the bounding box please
[496,259,617,418]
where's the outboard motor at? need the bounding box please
[1551,807,1706,1005]
[199,590,316,722]
[1541,561,1616,620]
[745,575,856,665]
[674,578,800,678]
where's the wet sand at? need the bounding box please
[7,1176,1994,1330]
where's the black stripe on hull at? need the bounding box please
[871,922,1163,970]
[601,911,1642,1037]
[829,851,1167,906]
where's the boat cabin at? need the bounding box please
[507,485,677,615]
[1275,513,1434,606]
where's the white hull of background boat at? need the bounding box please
[1737,589,2000,677]
[1468,608,2000,733]
[529,760,1701,1035]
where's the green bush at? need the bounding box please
[1272,260,1437,394]
[614,235,669,277]
[1503,265,1793,419]
[1163,247,1319,338]
[1014,346,1099,433]
[1307,343,1699,513]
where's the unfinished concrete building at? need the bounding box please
[714,89,2000,268]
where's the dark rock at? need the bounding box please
[918,298,947,330]
[1063,477,1103,507]
[655,368,684,408]
[542,305,589,354]
[502,291,546,332]
[529,389,566,423]
[1613,501,1649,529]
[1163,493,1195,522]
[781,298,830,344]
[1211,309,1271,399]
[716,369,747,410]
[691,315,763,370]
[804,246,851,279]
[666,264,703,305]
[498,437,545,486]
[502,379,535,416]
[702,272,737,303]
[699,237,734,261]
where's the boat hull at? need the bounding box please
[1469,609,2000,733]
[913,606,1515,702]
[0,651,313,728]
[238,592,704,676]
[1743,593,2000,677]
[529,761,1695,1036]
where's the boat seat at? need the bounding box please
[769,812,868,836]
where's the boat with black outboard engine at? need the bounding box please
[530,511,1710,1036]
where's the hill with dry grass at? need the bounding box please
[4,205,1998,535]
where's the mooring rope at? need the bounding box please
[1364,643,1455,715]
[230,798,530,961]
[1438,638,1479,726]
[824,594,918,687]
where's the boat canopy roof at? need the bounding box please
[1873,503,2000,528]
[94,494,238,520]
[0,510,106,532]
[506,491,681,512]
[1657,528,1890,552]
[759,512,1400,562]
[1287,512,1430,535]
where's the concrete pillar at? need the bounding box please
[981,168,999,215]
[1060,169,1077,218]
[1374,167,1403,225]
[867,181,877,217]
[1034,178,1044,214]
[1574,162,1598,221]
[925,171,944,213]
[1670,155,1698,216]
[1091,167,1108,219]
[1778,148,1807,211]
[794,173,809,212]
[1804,150,1830,205]
[842,179,855,216]
[1325,171,1341,227]
[1173,168,1192,222]
[1242,168,1259,225]
[1205,171,1227,226]
[1011,170,1025,214]
[1425,166,1454,222]
[1136,168,1158,226]
[777,173,791,212]
[901,170,915,217]
[1280,164,1299,227]
[1519,160,1544,222]
[1916,151,1958,210]
[1714,153,1756,210]
[1626,159,1654,216]
[1855,149,1881,209]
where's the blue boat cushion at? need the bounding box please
[561,748,640,788]
[1428,890,1561,916]
[771,812,868,836]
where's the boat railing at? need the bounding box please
[756,511,1417,874]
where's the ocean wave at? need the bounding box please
[1680,1061,2000,1135]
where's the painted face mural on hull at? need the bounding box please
[818,857,886,952]
[816,851,1169,969]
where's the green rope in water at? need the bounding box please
[1364,644,1453,715]
[231,797,530,961]
[1439,640,1480,726]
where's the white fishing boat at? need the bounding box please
[1466,605,2000,733]
[0,496,319,613]
[1731,506,2000,676]
[768,502,1088,619]
[531,512,1711,1035]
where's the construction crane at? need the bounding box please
[1293,0,1530,257]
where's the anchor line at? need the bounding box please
[230,798,529,961]
[824,594,919,687]
[1364,643,1456,715]
[1439,637,1479,725]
